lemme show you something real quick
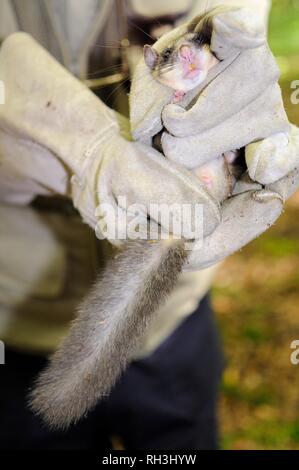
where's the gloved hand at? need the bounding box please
[184,168,299,271]
[130,7,299,271]
[0,32,221,242]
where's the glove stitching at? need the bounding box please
[71,122,118,207]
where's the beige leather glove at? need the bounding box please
[0,32,221,242]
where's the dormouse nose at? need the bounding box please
[179,45,194,62]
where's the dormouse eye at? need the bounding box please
[193,32,205,46]
[162,48,172,59]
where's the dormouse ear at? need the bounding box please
[143,45,158,69]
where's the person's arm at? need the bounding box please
[129,0,271,24]
[190,0,271,25]
[0,33,220,239]
[129,0,193,18]
[0,0,18,40]
[0,128,71,206]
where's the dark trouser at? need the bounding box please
[0,295,223,450]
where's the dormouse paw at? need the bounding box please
[173,90,185,103]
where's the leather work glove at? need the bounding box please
[130,8,299,271]
[184,169,299,271]
[0,32,222,243]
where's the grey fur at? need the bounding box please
[29,239,188,429]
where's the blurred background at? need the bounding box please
[0,0,298,451]
[213,0,299,450]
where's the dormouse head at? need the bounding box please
[144,10,220,93]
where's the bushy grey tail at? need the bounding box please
[29,239,187,429]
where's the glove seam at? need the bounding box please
[71,122,118,209]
